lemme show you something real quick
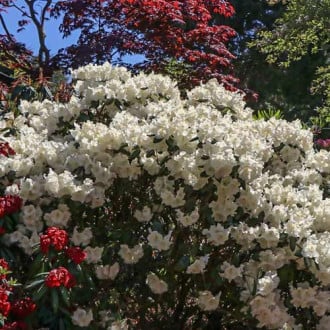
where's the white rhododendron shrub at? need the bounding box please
[0,62,330,329]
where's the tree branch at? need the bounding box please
[0,13,14,42]
[24,0,51,68]
[8,3,32,18]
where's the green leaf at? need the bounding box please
[278,263,296,289]
[25,279,45,289]
[60,286,70,307]
[32,284,47,301]
[59,318,66,330]
[289,237,296,251]
[51,288,59,313]
[174,255,190,272]
[146,149,155,157]
[129,148,140,162]
[10,212,20,224]
[27,253,46,277]
[153,136,164,143]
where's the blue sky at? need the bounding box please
[2,3,79,56]
[1,2,143,64]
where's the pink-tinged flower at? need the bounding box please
[315,138,330,149]
[40,227,69,254]
[45,267,76,288]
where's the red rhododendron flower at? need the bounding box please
[66,246,87,264]
[0,195,22,218]
[0,289,10,317]
[0,142,15,157]
[0,321,28,330]
[11,297,36,319]
[0,259,9,280]
[40,227,69,254]
[45,267,76,288]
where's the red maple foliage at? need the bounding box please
[52,0,238,89]
[1,0,240,91]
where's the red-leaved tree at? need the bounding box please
[52,0,239,89]
[1,0,239,91]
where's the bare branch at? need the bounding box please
[0,13,14,41]
[24,0,51,68]
[8,3,32,18]
[40,0,52,27]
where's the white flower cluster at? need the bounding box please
[1,62,330,328]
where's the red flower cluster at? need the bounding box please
[11,297,36,319]
[45,267,76,288]
[0,321,27,330]
[0,259,10,318]
[0,288,10,317]
[65,246,87,264]
[0,195,23,219]
[0,142,15,157]
[40,227,69,254]
[0,259,35,329]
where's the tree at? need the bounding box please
[251,0,330,134]
[52,0,239,90]
[0,0,52,78]
[0,1,240,91]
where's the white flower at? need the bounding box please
[197,291,221,311]
[134,206,153,222]
[290,284,317,309]
[220,261,242,282]
[160,187,185,208]
[95,262,120,280]
[257,272,280,296]
[71,308,93,327]
[186,256,209,274]
[44,169,59,196]
[71,227,93,246]
[21,204,43,231]
[146,273,168,294]
[147,231,171,251]
[44,204,71,228]
[317,315,330,330]
[202,224,229,246]
[176,208,199,227]
[118,244,144,264]
[109,319,129,330]
[84,246,104,264]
